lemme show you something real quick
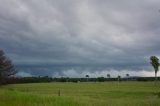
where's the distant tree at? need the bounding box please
[117,75,121,82]
[126,74,129,77]
[0,50,17,85]
[126,74,129,81]
[85,75,89,82]
[150,56,159,82]
[107,74,110,78]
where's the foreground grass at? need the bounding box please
[0,89,81,106]
[0,81,160,106]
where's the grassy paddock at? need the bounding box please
[0,81,160,106]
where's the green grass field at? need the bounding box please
[0,82,160,106]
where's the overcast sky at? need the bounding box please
[0,0,160,77]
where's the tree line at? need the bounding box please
[5,76,160,84]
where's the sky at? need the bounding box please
[0,0,160,77]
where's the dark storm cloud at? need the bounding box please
[0,0,160,77]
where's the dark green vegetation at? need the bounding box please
[7,76,160,84]
[0,82,160,106]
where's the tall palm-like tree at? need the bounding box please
[150,56,159,82]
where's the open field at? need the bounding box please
[0,82,160,106]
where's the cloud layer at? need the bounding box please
[0,0,160,77]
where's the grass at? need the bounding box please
[0,81,160,106]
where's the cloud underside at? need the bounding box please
[0,0,160,76]
[17,66,159,77]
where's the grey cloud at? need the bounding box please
[0,0,160,76]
